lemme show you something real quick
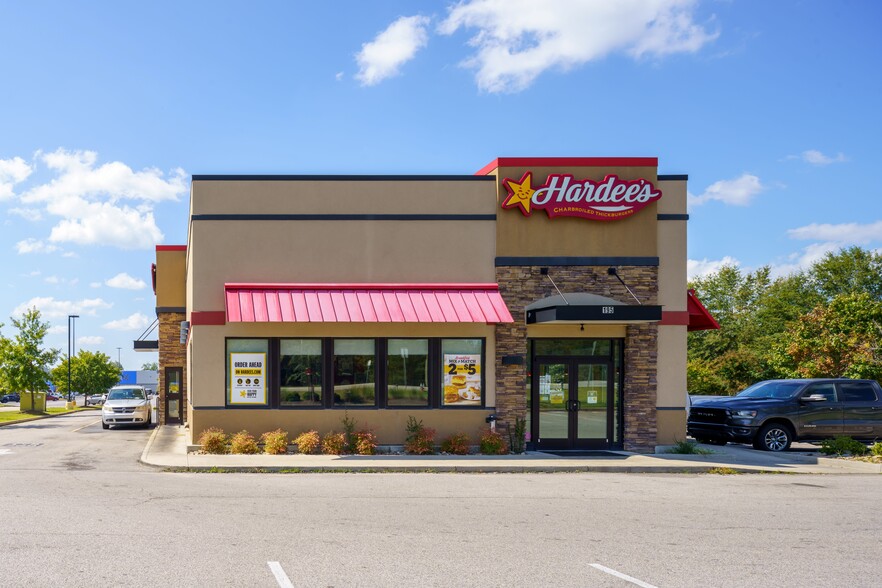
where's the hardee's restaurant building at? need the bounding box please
[149,157,719,453]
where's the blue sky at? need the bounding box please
[1,0,880,370]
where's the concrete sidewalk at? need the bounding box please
[140,425,882,474]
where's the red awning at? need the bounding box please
[687,289,721,331]
[225,283,515,324]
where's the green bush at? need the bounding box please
[294,430,321,454]
[404,416,435,455]
[229,430,260,454]
[479,431,507,455]
[819,436,868,456]
[341,413,357,454]
[666,439,713,455]
[322,431,347,455]
[198,427,228,454]
[261,429,289,455]
[440,433,470,455]
[354,430,378,455]
[871,442,882,457]
[508,416,527,454]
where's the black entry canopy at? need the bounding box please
[525,293,662,325]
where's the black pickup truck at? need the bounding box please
[687,379,882,451]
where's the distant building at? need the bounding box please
[118,370,158,392]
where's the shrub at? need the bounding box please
[871,442,882,457]
[322,431,347,455]
[666,439,713,455]
[341,413,357,454]
[199,427,228,454]
[404,416,435,455]
[479,431,507,455]
[508,416,527,454]
[440,433,470,455]
[354,430,378,455]
[294,430,321,454]
[261,429,289,455]
[229,430,260,454]
[820,436,868,456]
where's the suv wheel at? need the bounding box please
[102,421,109,430]
[754,423,792,452]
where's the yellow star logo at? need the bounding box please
[502,172,535,216]
[240,390,247,397]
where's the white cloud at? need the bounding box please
[12,296,112,319]
[335,71,344,81]
[356,15,431,86]
[105,272,147,290]
[0,156,33,200]
[102,312,150,331]
[44,276,60,284]
[15,238,60,254]
[78,335,104,346]
[687,256,740,280]
[438,0,718,93]
[8,207,42,221]
[688,173,763,207]
[800,150,847,166]
[47,325,68,335]
[787,221,882,245]
[23,149,186,204]
[90,282,102,288]
[13,149,185,251]
[47,200,163,249]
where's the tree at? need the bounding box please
[809,246,882,301]
[51,351,122,401]
[771,292,882,380]
[141,362,158,371]
[0,309,59,411]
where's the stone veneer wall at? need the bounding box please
[495,265,658,453]
[157,311,187,425]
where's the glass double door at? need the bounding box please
[533,358,612,450]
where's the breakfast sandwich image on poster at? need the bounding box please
[229,352,267,405]
[443,354,481,406]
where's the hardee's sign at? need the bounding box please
[501,172,662,221]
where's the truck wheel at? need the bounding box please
[754,423,792,452]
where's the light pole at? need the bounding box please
[117,347,122,369]
[67,315,79,405]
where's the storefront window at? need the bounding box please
[534,339,610,356]
[280,339,322,406]
[333,339,376,407]
[441,339,483,407]
[386,339,429,406]
[226,339,269,406]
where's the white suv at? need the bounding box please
[102,386,152,429]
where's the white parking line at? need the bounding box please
[590,564,659,588]
[268,562,294,588]
[0,448,12,456]
[71,419,102,433]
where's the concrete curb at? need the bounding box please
[138,425,163,468]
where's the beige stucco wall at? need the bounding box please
[191,179,497,215]
[656,179,687,311]
[187,179,498,312]
[488,164,659,258]
[188,220,496,311]
[155,249,186,308]
[656,410,687,445]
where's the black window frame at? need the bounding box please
[224,336,486,410]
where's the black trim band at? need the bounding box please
[192,214,496,222]
[192,175,497,182]
[192,406,232,410]
[657,174,688,181]
[496,256,659,267]
[657,406,687,411]
[657,214,689,221]
[156,307,186,313]
[527,305,662,324]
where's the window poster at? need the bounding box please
[229,352,267,405]
[443,354,481,406]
